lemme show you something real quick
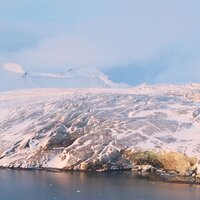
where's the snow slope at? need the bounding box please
[0,63,127,91]
[0,85,200,170]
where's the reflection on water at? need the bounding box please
[0,169,200,200]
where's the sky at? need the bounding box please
[1,0,200,85]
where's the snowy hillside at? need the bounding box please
[0,63,127,91]
[0,85,200,174]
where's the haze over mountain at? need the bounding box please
[0,63,127,91]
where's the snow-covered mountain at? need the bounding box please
[0,63,127,91]
[0,63,35,91]
[0,85,200,176]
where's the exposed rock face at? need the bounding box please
[125,150,163,168]
[44,125,72,150]
[0,86,200,175]
[157,151,197,173]
[196,174,200,179]
[125,150,198,174]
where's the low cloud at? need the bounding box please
[1,0,200,83]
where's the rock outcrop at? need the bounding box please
[124,150,198,175]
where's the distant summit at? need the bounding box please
[0,63,128,91]
[3,63,26,74]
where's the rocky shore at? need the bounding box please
[60,149,200,184]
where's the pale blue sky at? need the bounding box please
[1,0,200,85]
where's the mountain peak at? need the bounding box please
[0,63,128,91]
[3,63,26,74]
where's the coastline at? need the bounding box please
[1,166,200,185]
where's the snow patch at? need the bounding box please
[3,63,26,74]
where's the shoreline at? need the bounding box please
[1,166,200,185]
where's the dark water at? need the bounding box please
[0,170,200,200]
